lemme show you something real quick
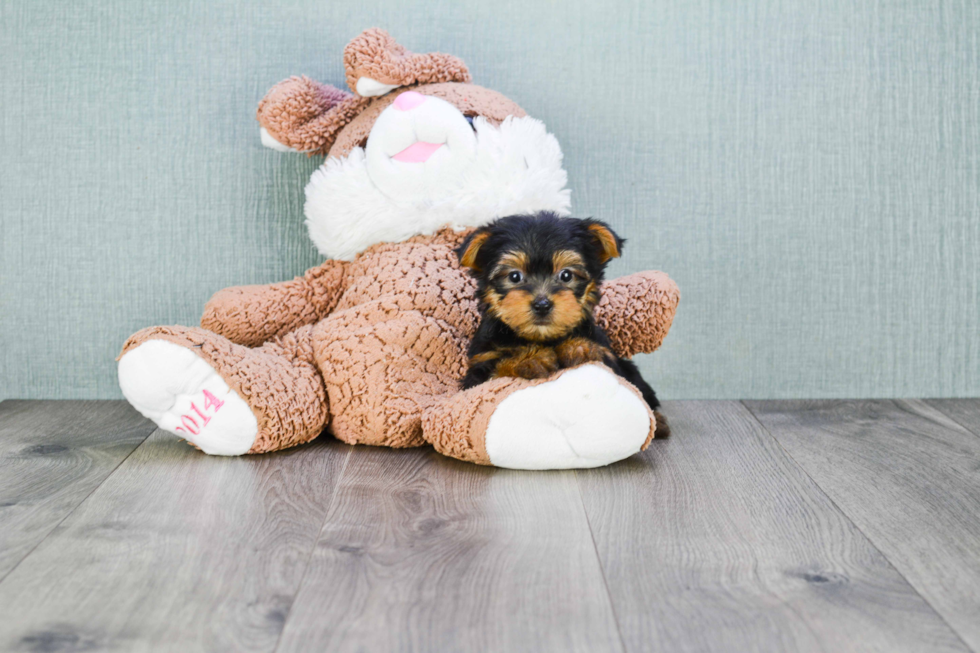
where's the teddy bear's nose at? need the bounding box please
[393,91,426,111]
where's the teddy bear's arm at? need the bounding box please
[594,271,680,359]
[200,259,349,347]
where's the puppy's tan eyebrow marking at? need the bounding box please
[553,250,585,272]
[491,250,530,280]
[498,250,529,272]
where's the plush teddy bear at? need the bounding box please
[117,28,679,469]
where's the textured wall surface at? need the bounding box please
[2,0,978,400]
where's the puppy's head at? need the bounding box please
[457,212,623,341]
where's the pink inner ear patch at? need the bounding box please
[392,141,443,163]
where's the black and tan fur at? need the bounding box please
[456,212,668,436]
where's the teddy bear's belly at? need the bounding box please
[333,240,480,333]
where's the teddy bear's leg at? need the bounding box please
[314,306,465,449]
[423,364,658,469]
[117,325,328,455]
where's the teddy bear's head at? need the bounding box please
[257,28,571,260]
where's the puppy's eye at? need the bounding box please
[508,271,524,283]
[559,269,574,283]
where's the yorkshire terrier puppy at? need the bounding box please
[456,212,669,437]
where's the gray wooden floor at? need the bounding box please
[1,399,978,653]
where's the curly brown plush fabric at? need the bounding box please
[257,76,368,154]
[343,27,471,94]
[595,270,681,357]
[422,374,540,465]
[201,259,349,347]
[120,324,328,454]
[312,232,475,447]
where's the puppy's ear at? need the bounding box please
[456,228,492,271]
[584,220,624,263]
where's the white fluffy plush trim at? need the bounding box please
[260,127,299,152]
[304,116,571,261]
[356,77,400,97]
[484,365,651,470]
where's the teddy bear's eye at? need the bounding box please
[559,269,574,283]
[508,270,524,284]
[464,115,477,131]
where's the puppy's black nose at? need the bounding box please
[531,297,554,316]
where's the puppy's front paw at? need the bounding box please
[513,355,559,379]
[556,337,610,368]
[495,346,559,380]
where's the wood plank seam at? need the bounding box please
[573,472,628,653]
[740,400,977,653]
[0,421,157,586]
[577,400,971,652]
[272,445,354,653]
[273,447,626,651]
[926,401,980,440]
[0,426,355,651]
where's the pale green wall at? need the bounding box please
[2,0,978,400]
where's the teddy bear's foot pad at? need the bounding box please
[484,365,652,470]
[118,340,258,455]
